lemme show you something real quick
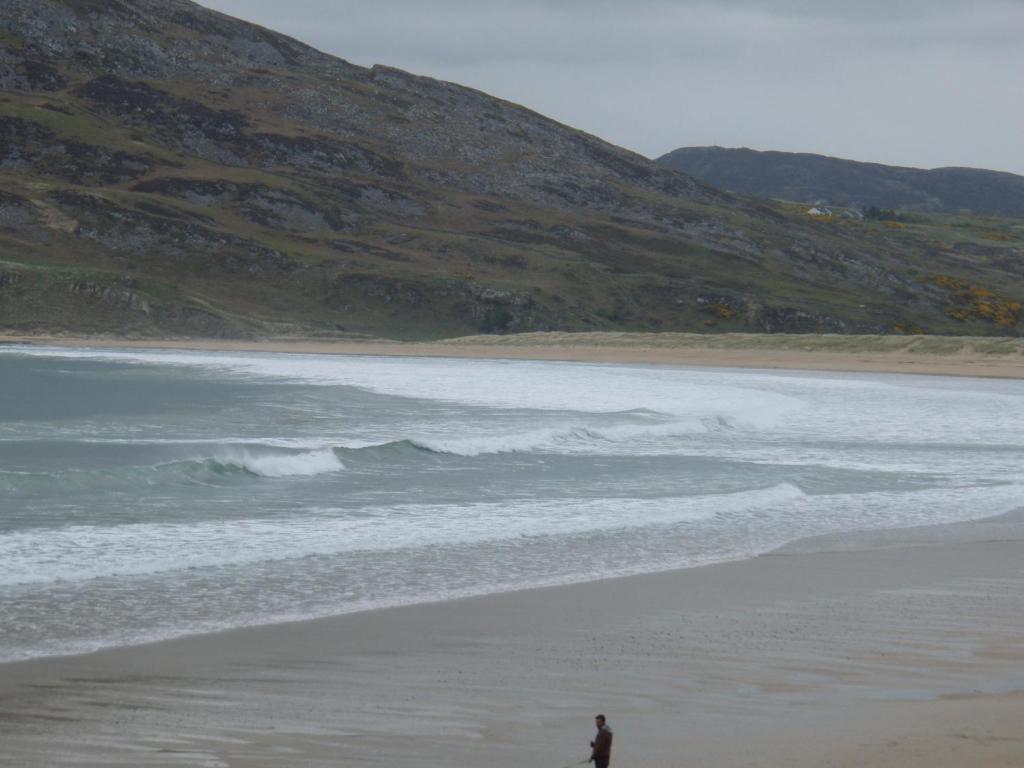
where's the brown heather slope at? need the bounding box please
[0,0,1022,339]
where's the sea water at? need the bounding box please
[1,347,1022,662]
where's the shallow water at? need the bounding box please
[1,347,1022,662]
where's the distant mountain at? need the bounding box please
[0,2,1021,338]
[657,147,1024,218]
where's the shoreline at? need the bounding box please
[2,331,1024,379]
[2,502,1022,671]
[3,335,1023,766]
[3,509,1023,767]
[2,505,1020,670]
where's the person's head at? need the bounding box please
[595,714,606,728]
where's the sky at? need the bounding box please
[202,1,1024,174]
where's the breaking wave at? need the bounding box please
[209,448,344,477]
[0,448,346,496]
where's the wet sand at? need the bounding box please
[2,511,1022,767]
[2,333,1022,765]
[2,331,1023,379]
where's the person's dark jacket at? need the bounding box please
[590,724,613,762]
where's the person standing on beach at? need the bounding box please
[589,714,613,768]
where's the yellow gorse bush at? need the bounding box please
[931,275,1021,327]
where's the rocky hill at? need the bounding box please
[0,1,1021,338]
[658,146,1024,218]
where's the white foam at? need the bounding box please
[3,347,805,427]
[4,346,1024,665]
[0,484,805,586]
[4,481,1023,665]
[409,428,573,456]
[216,448,344,477]
[15,346,1024,450]
[407,418,711,456]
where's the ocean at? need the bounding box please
[1,347,1022,663]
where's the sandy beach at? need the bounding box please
[1,510,1022,767]
[2,331,1024,379]
[2,334,1022,767]
[3,0,1022,761]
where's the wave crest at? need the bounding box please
[204,448,344,478]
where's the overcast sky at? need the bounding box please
[202,1,1024,174]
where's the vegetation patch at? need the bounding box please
[932,275,1021,327]
[2,1,1024,339]
[892,322,929,335]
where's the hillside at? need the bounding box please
[0,1,1021,338]
[658,146,1024,218]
